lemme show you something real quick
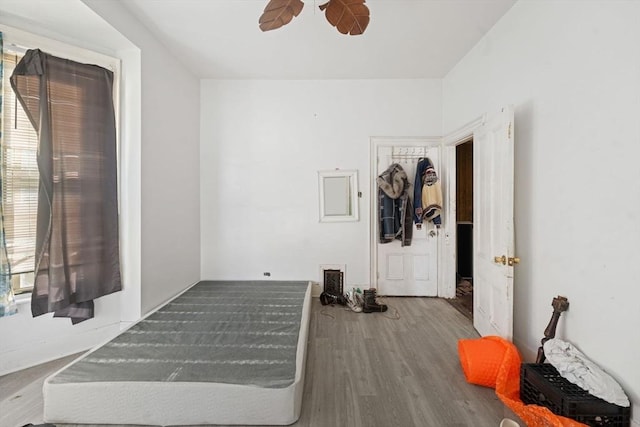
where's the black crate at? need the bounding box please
[520,363,630,427]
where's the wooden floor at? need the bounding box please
[1,297,520,427]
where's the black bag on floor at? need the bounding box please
[320,291,346,306]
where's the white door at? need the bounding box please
[473,106,516,339]
[375,144,439,296]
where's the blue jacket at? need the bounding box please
[377,163,412,246]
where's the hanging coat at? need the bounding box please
[377,163,412,246]
[413,157,443,229]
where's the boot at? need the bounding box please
[363,288,387,313]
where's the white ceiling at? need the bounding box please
[121,0,517,79]
[0,0,516,79]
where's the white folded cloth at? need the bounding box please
[543,338,629,407]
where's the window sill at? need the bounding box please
[15,294,32,305]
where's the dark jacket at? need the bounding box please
[377,163,412,246]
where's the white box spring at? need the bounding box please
[43,280,311,426]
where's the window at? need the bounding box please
[1,26,121,301]
[1,48,38,295]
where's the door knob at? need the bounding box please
[494,255,506,265]
[508,257,520,266]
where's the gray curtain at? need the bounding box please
[10,49,121,324]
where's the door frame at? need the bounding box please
[440,116,484,299]
[369,136,441,294]
[370,113,511,325]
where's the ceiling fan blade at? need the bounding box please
[259,0,305,32]
[319,0,370,36]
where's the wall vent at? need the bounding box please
[319,264,346,296]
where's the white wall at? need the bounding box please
[0,0,201,374]
[200,79,441,286]
[443,1,640,422]
[83,0,201,315]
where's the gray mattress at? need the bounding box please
[44,280,312,425]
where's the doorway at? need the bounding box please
[370,137,441,297]
[448,139,474,319]
[371,107,515,339]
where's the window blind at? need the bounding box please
[1,51,39,276]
